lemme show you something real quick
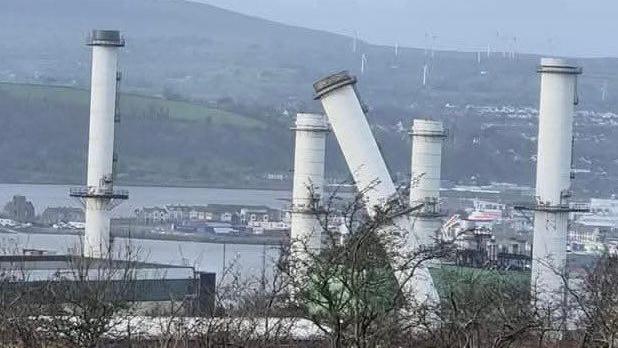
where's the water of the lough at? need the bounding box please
[0,183,291,283]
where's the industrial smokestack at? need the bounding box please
[71,30,128,258]
[409,119,446,246]
[290,113,329,253]
[313,72,397,211]
[531,58,582,307]
[313,71,438,304]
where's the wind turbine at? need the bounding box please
[361,53,368,75]
[391,42,400,69]
[510,36,517,60]
[496,31,507,58]
[431,34,438,58]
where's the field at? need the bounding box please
[430,265,530,297]
[0,82,264,128]
[0,82,290,187]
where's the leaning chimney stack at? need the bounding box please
[313,71,438,305]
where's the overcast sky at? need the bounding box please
[198,0,617,58]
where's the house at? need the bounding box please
[576,197,618,228]
[240,206,281,226]
[589,198,618,215]
[165,205,211,222]
[466,199,506,227]
[249,221,289,235]
[41,207,84,224]
[3,195,35,222]
[165,204,282,225]
[135,207,169,224]
[166,205,191,222]
[156,204,285,234]
[201,204,242,224]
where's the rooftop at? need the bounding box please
[0,254,196,281]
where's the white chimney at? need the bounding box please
[531,58,582,307]
[71,30,128,258]
[409,119,446,246]
[290,113,329,252]
[313,72,397,212]
[313,71,438,305]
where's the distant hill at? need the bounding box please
[0,83,260,126]
[3,0,618,108]
[0,82,295,187]
[0,0,617,195]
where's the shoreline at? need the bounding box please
[0,226,284,246]
[0,181,292,192]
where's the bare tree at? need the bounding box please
[0,267,49,347]
[38,247,140,347]
[562,254,618,348]
[146,256,299,347]
[409,266,555,348]
[283,183,456,347]
[0,246,142,347]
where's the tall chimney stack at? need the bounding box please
[313,71,438,305]
[409,119,446,247]
[531,58,582,307]
[71,30,128,258]
[290,113,329,255]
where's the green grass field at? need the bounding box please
[430,264,530,297]
[0,82,264,128]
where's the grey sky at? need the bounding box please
[197,0,617,58]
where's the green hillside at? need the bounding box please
[0,83,263,128]
[0,0,617,194]
[0,82,291,187]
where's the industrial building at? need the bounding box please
[0,254,216,315]
[2,195,35,223]
[40,207,85,225]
